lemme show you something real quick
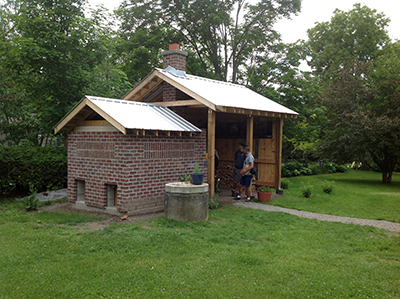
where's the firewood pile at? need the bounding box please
[215,164,234,189]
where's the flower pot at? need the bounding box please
[257,191,272,202]
[191,173,204,185]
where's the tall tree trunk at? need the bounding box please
[382,171,392,184]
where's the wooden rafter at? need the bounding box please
[216,105,297,118]
[154,70,216,111]
[121,71,162,102]
[84,101,127,135]
[78,120,112,127]
[54,98,89,134]
[54,97,127,135]
[151,99,202,107]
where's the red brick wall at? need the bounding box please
[162,82,176,102]
[162,50,187,71]
[67,130,207,213]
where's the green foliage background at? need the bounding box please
[1,0,400,184]
[0,146,67,193]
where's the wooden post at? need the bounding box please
[207,109,216,199]
[274,118,284,191]
[246,115,254,152]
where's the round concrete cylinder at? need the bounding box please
[164,182,209,222]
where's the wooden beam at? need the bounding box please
[151,99,202,107]
[207,109,216,199]
[246,115,254,153]
[274,118,284,191]
[54,98,89,134]
[121,71,160,101]
[155,70,216,111]
[86,100,127,135]
[220,106,297,118]
[79,120,112,127]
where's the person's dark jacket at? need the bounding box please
[234,150,245,169]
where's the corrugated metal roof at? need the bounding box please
[86,96,201,132]
[156,68,298,116]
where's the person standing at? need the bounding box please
[232,141,246,198]
[238,146,254,202]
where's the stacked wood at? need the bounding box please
[215,164,234,189]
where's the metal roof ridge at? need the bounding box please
[87,95,167,108]
[155,67,246,88]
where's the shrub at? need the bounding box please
[0,146,67,194]
[335,165,348,173]
[308,164,324,175]
[23,187,39,212]
[258,186,272,192]
[322,180,335,194]
[300,167,312,175]
[284,161,302,172]
[209,194,220,210]
[280,178,290,189]
[281,167,291,177]
[300,182,313,198]
[282,161,348,178]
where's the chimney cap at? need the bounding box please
[169,43,180,50]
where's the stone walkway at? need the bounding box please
[234,201,400,232]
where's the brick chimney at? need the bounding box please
[161,44,188,71]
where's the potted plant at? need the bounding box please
[191,162,204,185]
[257,186,273,202]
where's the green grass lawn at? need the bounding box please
[1,201,399,298]
[270,170,400,223]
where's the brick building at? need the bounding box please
[55,44,298,214]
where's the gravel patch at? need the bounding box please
[18,188,68,202]
[234,201,400,232]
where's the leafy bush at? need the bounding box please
[22,187,39,212]
[308,164,324,175]
[281,167,291,177]
[300,182,313,198]
[300,167,312,175]
[0,146,67,194]
[335,165,348,173]
[209,194,220,210]
[280,178,290,189]
[282,162,313,177]
[322,180,335,194]
[258,186,272,192]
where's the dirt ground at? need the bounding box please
[39,202,164,230]
[37,190,280,230]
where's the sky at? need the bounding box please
[87,0,400,44]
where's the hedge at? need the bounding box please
[0,146,67,194]
[282,161,348,178]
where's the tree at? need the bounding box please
[321,42,400,183]
[116,0,301,83]
[246,41,326,161]
[83,59,133,99]
[306,3,390,83]
[0,0,115,145]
